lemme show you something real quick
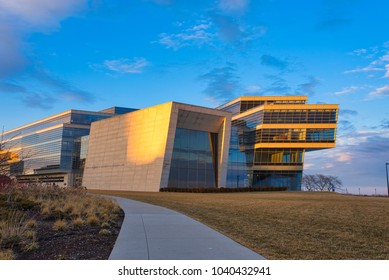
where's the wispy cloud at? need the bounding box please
[0,0,92,109]
[295,76,320,97]
[217,0,249,16]
[21,93,56,110]
[343,65,383,74]
[102,57,150,74]
[338,120,356,133]
[149,0,173,5]
[198,63,241,103]
[339,109,358,117]
[345,43,389,78]
[334,86,361,95]
[385,64,389,78]
[348,47,379,59]
[263,75,291,95]
[0,82,26,93]
[260,55,288,71]
[212,14,266,46]
[0,67,95,109]
[245,85,261,94]
[0,0,87,30]
[158,21,214,50]
[381,119,389,129]
[368,85,389,98]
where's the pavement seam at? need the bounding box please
[140,215,151,260]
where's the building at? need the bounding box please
[82,102,231,192]
[1,96,338,191]
[218,96,338,190]
[0,107,135,187]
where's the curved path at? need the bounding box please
[106,196,266,260]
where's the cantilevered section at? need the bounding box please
[218,96,338,190]
[83,102,231,192]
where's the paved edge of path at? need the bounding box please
[104,195,266,260]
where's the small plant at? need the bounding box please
[98,229,111,235]
[52,219,67,231]
[0,210,28,248]
[22,241,39,252]
[72,217,84,227]
[0,249,15,260]
[100,221,110,228]
[26,219,37,229]
[86,215,99,226]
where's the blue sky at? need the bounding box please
[1,0,389,195]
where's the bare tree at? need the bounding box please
[302,174,343,192]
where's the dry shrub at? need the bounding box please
[0,210,28,248]
[0,249,15,260]
[86,215,99,226]
[52,219,67,231]
[26,219,37,229]
[72,217,84,227]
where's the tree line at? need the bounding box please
[302,174,343,192]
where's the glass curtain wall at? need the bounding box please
[168,128,218,188]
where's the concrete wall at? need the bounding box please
[83,102,173,192]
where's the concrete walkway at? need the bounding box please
[106,196,266,260]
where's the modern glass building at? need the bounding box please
[1,96,338,191]
[0,107,135,187]
[218,96,338,190]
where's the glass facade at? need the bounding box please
[2,96,337,191]
[220,96,338,191]
[252,170,302,191]
[168,128,218,188]
[225,126,250,188]
[1,109,128,186]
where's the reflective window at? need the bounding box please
[252,170,302,191]
[168,128,217,188]
[253,149,304,165]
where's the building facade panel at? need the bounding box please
[83,102,231,192]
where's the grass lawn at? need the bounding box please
[91,190,389,260]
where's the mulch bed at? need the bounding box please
[15,209,124,260]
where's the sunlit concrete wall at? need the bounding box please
[83,102,231,192]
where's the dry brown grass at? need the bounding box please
[91,190,389,260]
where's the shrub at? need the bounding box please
[100,221,110,228]
[0,210,28,248]
[72,217,84,227]
[86,215,99,226]
[98,229,111,235]
[52,219,67,231]
[22,241,39,252]
[0,249,15,260]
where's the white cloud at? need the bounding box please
[337,153,352,163]
[368,85,389,98]
[324,163,334,169]
[384,64,389,78]
[158,21,214,50]
[103,58,150,74]
[245,85,261,93]
[343,65,383,74]
[0,0,87,30]
[334,86,361,95]
[344,49,389,78]
[218,0,249,15]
